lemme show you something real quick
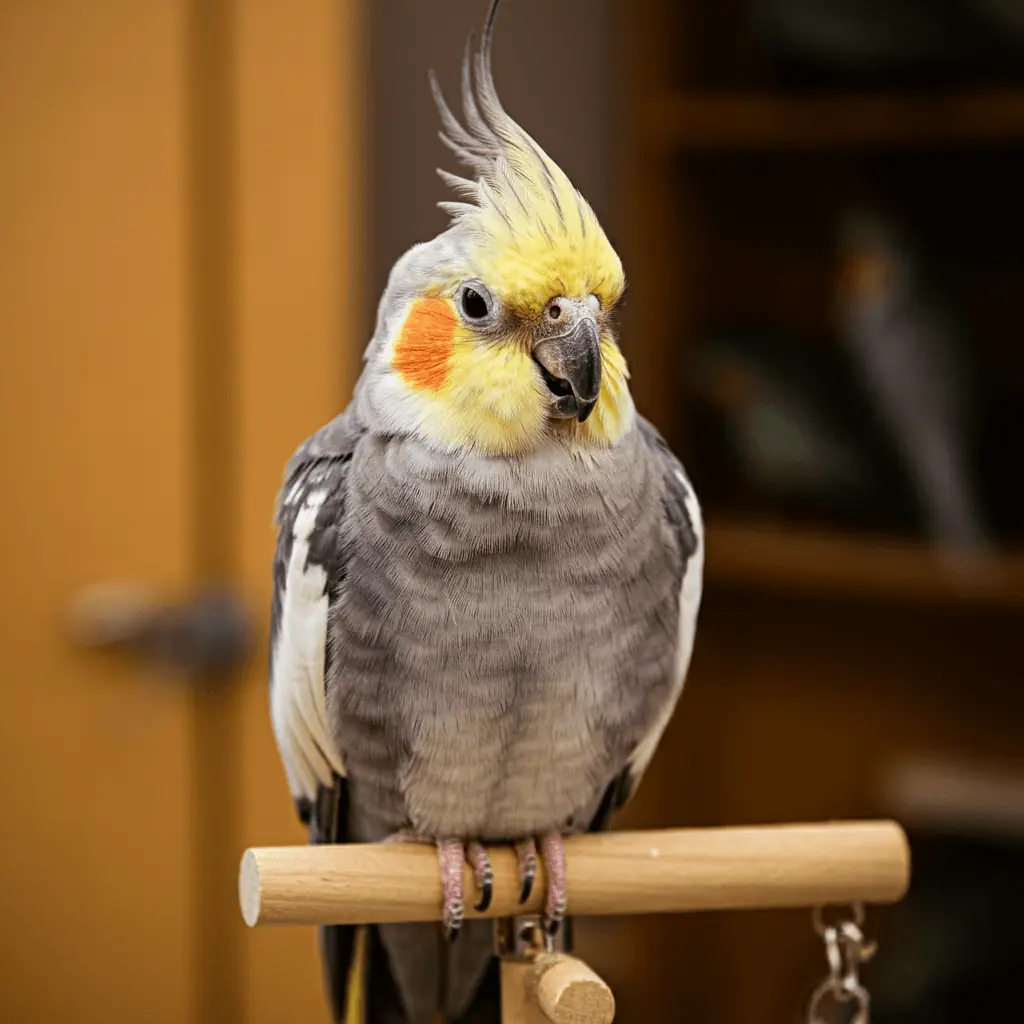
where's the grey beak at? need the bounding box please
[533,317,602,422]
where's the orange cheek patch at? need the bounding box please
[392,297,457,391]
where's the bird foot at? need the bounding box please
[386,833,493,942]
[511,833,568,937]
[466,840,494,913]
[539,832,567,938]
[514,837,538,904]
[383,830,565,941]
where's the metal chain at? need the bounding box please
[806,904,877,1024]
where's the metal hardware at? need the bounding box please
[807,903,877,1024]
[66,581,254,678]
[495,915,567,962]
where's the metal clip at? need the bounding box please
[807,904,877,1024]
[494,915,563,962]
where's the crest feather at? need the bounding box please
[428,0,624,310]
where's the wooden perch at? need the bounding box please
[239,820,909,928]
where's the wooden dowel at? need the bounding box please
[239,821,909,928]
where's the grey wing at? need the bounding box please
[597,416,704,822]
[269,409,363,813]
[269,410,369,1024]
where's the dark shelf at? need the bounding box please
[646,90,1024,150]
[705,519,1024,609]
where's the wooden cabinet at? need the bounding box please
[596,1,1024,1020]
[0,2,362,1021]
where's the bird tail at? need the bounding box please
[327,924,368,1024]
[328,921,499,1024]
[305,780,361,1024]
[310,777,497,1024]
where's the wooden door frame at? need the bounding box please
[185,2,242,1020]
[234,2,365,1022]
[184,1,365,1021]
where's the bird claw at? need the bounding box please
[436,837,495,939]
[467,840,494,913]
[519,871,534,906]
[474,880,492,913]
[515,838,538,905]
[444,896,465,943]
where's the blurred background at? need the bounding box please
[2,0,1023,1021]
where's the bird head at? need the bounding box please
[358,0,633,457]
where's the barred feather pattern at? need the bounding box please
[328,418,698,845]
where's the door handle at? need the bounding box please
[66,581,255,679]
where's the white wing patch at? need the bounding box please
[627,468,704,783]
[270,488,346,802]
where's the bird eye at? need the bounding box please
[460,286,490,320]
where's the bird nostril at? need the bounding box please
[548,304,561,321]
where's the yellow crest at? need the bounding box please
[430,1,625,314]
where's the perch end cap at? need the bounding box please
[530,953,616,1024]
[239,849,261,928]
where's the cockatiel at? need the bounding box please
[268,2,704,1022]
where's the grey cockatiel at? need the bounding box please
[268,2,704,1021]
